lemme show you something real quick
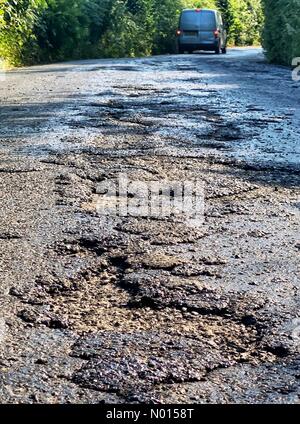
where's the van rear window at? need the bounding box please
[181,11,216,31]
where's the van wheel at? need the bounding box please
[222,47,227,54]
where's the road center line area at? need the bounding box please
[0,48,299,403]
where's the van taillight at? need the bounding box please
[214,30,220,38]
[176,30,181,36]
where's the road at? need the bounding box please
[0,48,299,403]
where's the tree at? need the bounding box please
[217,0,263,46]
[262,0,300,65]
[0,0,265,66]
[0,0,46,65]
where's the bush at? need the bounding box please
[0,0,264,66]
[217,0,263,46]
[262,0,300,65]
[34,0,114,62]
[99,0,154,58]
[0,0,45,66]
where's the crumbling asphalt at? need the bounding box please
[0,48,299,404]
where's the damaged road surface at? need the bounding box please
[0,48,299,404]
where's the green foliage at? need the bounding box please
[0,0,264,66]
[217,0,263,45]
[262,0,300,65]
[34,0,110,62]
[99,0,154,58]
[152,0,182,55]
[0,0,46,65]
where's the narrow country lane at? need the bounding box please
[0,48,299,403]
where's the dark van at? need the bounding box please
[177,9,227,54]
